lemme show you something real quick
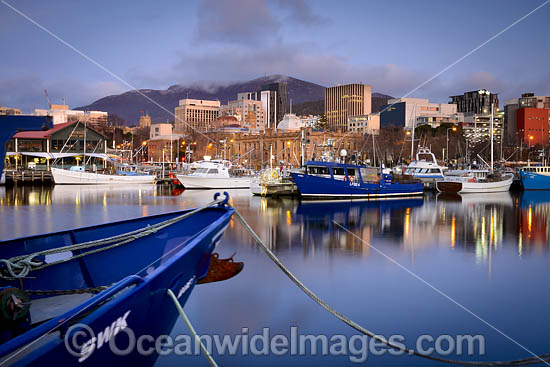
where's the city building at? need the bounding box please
[261,82,289,128]
[347,114,380,135]
[174,99,220,133]
[139,112,151,128]
[516,107,549,146]
[449,89,499,114]
[0,106,22,115]
[461,110,504,145]
[300,115,320,129]
[150,123,173,138]
[504,94,550,144]
[380,98,461,128]
[147,135,184,163]
[6,121,107,169]
[220,99,265,130]
[224,128,364,169]
[33,104,108,128]
[325,83,372,131]
[277,114,304,131]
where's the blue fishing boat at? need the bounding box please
[290,161,424,199]
[0,192,235,366]
[519,166,550,190]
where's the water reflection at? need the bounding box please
[1,187,550,257]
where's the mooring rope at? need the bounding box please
[0,197,225,279]
[167,289,218,367]
[233,207,550,366]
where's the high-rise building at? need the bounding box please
[139,112,151,128]
[325,83,372,131]
[449,89,499,114]
[261,82,289,128]
[174,99,220,133]
[504,93,550,143]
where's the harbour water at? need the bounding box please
[1,185,549,365]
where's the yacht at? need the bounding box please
[176,159,251,189]
[403,147,446,189]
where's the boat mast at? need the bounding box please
[410,104,416,161]
[372,133,376,167]
[490,104,494,172]
[83,120,87,167]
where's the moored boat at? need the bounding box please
[290,161,424,199]
[436,171,513,194]
[176,159,251,189]
[51,166,155,185]
[519,166,550,190]
[403,147,447,190]
[0,193,235,365]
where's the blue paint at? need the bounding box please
[0,195,234,366]
[520,171,550,190]
[291,161,424,198]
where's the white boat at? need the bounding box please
[403,147,447,189]
[436,171,513,193]
[250,168,298,196]
[51,166,155,185]
[0,171,4,185]
[176,160,251,189]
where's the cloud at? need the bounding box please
[276,0,329,26]
[194,0,280,44]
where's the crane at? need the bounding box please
[43,89,51,109]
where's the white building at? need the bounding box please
[387,98,460,128]
[150,123,173,138]
[174,99,220,133]
[347,114,380,135]
[33,104,108,127]
[220,99,265,130]
[277,114,304,131]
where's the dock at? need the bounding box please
[5,170,53,185]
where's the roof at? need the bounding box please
[13,121,104,139]
[305,160,365,168]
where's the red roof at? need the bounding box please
[13,121,79,139]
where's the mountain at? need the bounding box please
[76,75,394,124]
[76,75,325,124]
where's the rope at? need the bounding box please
[232,208,550,366]
[25,286,109,296]
[166,289,218,367]
[0,197,225,279]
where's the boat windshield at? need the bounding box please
[307,166,330,176]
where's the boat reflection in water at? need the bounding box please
[518,191,550,251]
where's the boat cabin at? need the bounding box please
[305,161,380,183]
[521,166,550,175]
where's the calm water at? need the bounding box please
[1,185,550,366]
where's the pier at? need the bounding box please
[4,170,53,185]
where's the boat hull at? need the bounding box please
[0,200,233,366]
[290,173,424,199]
[520,171,550,190]
[176,175,251,189]
[437,175,513,194]
[51,167,155,185]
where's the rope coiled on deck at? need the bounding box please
[233,207,550,366]
[0,197,225,279]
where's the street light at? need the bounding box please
[446,126,457,164]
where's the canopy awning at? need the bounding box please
[4,152,114,160]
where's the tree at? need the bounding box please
[314,113,327,130]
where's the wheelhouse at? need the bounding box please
[305,162,380,183]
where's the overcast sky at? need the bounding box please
[1,0,549,112]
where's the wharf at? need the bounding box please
[5,170,53,185]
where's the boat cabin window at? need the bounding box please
[207,168,219,174]
[360,167,379,183]
[430,168,441,173]
[332,167,346,180]
[195,168,208,174]
[307,166,330,176]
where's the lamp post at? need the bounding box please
[446,126,457,165]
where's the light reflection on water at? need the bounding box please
[1,186,550,365]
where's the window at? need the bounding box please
[308,166,330,175]
[332,167,346,180]
[207,169,219,174]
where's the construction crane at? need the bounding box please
[43,89,51,109]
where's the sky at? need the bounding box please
[1,0,549,112]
